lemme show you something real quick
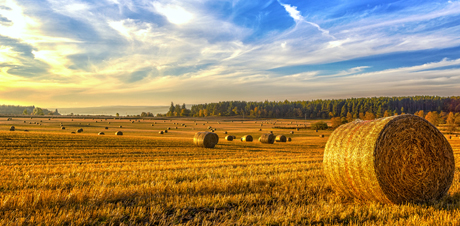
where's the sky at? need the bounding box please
[1,0,460,108]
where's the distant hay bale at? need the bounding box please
[232,135,236,139]
[119,126,122,128]
[315,129,318,132]
[275,135,286,142]
[259,128,262,131]
[259,133,275,144]
[175,127,178,129]
[290,131,294,134]
[225,135,233,141]
[77,128,83,133]
[241,135,253,142]
[9,126,15,131]
[24,130,28,132]
[159,131,164,134]
[287,137,292,142]
[108,122,111,124]
[131,121,134,123]
[164,130,168,133]
[167,127,171,130]
[323,115,455,204]
[193,132,219,148]
[105,127,108,130]
[71,131,75,134]
[98,132,105,135]
[224,131,227,134]
[211,129,215,132]
[151,124,154,126]
[296,128,300,131]
[61,127,65,130]
[115,131,123,136]
[319,134,324,138]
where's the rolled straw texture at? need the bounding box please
[194,132,219,148]
[323,114,455,204]
[259,133,275,144]
[225,135,233,141]
[275,135,286,142]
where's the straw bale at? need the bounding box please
[194,132,219,148]
[225,135,233,141]
[159,131,164,134]
[77,128,83,133]
[319,134,324,138]
[241,135,253,142]
[115,131,123,135]
[105,127,108,129]
[119,126,122,128]
[323,114,455,204]
[98,132,105,135]
[61,127,65,130]
[9,126,15,131]
[287,137,292,142]
[290,131,294,134]
[275,135,287,142]
[164,130,168,133]
[259,133,275,144]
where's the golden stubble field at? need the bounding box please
[1,117,460,225]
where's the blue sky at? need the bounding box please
[1,0,460,107]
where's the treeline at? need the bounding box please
[165,96,460,119]
[0,105,59,115]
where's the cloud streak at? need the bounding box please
[1,0,460,107]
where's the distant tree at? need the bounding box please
[364,112,375,120]
[331,117,342,129]
[359,112,364,120]
[33,108,44,115]
[116,113,119,117]
[425,111,440,126]
[447,112,455,124]
[383,110,390,117]
[346,112,353,122]
[311,121,328,130]
[23,109,28,115]
[141,112,148,117]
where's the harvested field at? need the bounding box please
[0,116,460,225]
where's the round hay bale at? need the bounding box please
[224,131,227,134]
[119,126,122,128]
[259,128,262,131]
[98,132,105,135]
[9,126,15,131]
[175,127,178,129]
[275,135,287,142]
[259,133,275,144]
[319,134,324,138]
[323,115,455,204]
[115,131,123,136]
[232,135,236,139]
[108,122,111,124]
[225,135,233,141]
[131,121,134,123]
[315,129,318,132]
[71,131,75,134]
[151,124,154,126]
[193,132,219,148]
[287,137,292,142]
[105,127,108,129]
[296,128,300,131]
[159,131,164,134]
[211,129,215,132]
[24,130,28,132]
[77,128,83,133]
[241,135,253,142]
[290,131,294,134]
[61,127,65,130]
[167,127,171,130]
[164,130,168,133]
[23,121,26,123]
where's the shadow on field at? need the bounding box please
[430,192,460,210]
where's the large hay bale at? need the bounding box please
[9,126,15,131]
[98,132,105,135]
[275,135,286,142]
[259,133,275,144]
[193,132,219,148]
[225,135,233,141]
[115,131,123,135]
[241,135,253,142]
[323,115,455,204]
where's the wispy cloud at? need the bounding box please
[1,0,460,107]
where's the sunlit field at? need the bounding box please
[1,117,460,225]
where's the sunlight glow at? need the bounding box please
[153,3,193,25]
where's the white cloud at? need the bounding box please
[152,2,193,25]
